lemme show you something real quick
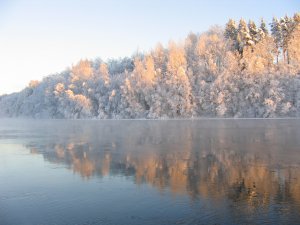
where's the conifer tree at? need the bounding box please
[271,17,282,64]
[237,19,252,55]
[260,19,269,36]
[248,20,259,44]
[224,19,238,50]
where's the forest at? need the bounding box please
[1,13,300,119]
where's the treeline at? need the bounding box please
[1,13,300,118]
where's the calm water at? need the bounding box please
[0,119,300,225]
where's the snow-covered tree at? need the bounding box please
[1,13,300,119]
[224,19,238,51]
[196,27,228,81]
[271,17,283,64]
[71,59,93,82]
[162,42,193,117]
[241,36,275,74]
[236,19,253,55]
[248,20,259,44]
[259,18,269,40]
[288,21,300,69]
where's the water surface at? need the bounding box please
[1,119,300,225]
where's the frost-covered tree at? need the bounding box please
[184,32,198,82]
[162,42,193,117]
[241,36,275,74]
[271,17,283,64]
[196,27,228,80]
[259,18,269,40]
[1,13,300,119]
[95,63,111,118]
[280,16,294,64]
[288,21,300,69]
[248,20,259,44]
[71,59,93,82]
[270,14,300,66]
[224,19,238,51]
[236,19,253,55]
[119,57,154,118]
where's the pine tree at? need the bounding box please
[225,19,237,40]
[237,19,252,55]
[248,20,259,44]
[224,19,238,50]
[260,19,269,35]
[280,16,292,63]
[258,18,269,41]
[288,15,300,68]
[271,17,282,64]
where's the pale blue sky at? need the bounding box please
[0,0,299,94]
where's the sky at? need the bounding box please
[0,0,299,95]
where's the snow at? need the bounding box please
[1,14,300,119]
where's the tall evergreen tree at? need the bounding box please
[258,18,269,41]
[237,19,252,55]
[224,19,238,50]
[271,17,282,64]
[280,15,295,64]
[248,20,259,44]
[260,19,269,35]
[288,14,300,67]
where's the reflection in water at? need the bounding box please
[24,120,300,211]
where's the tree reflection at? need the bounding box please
[26,120,300,209]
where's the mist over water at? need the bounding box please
[1,119,300,225]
